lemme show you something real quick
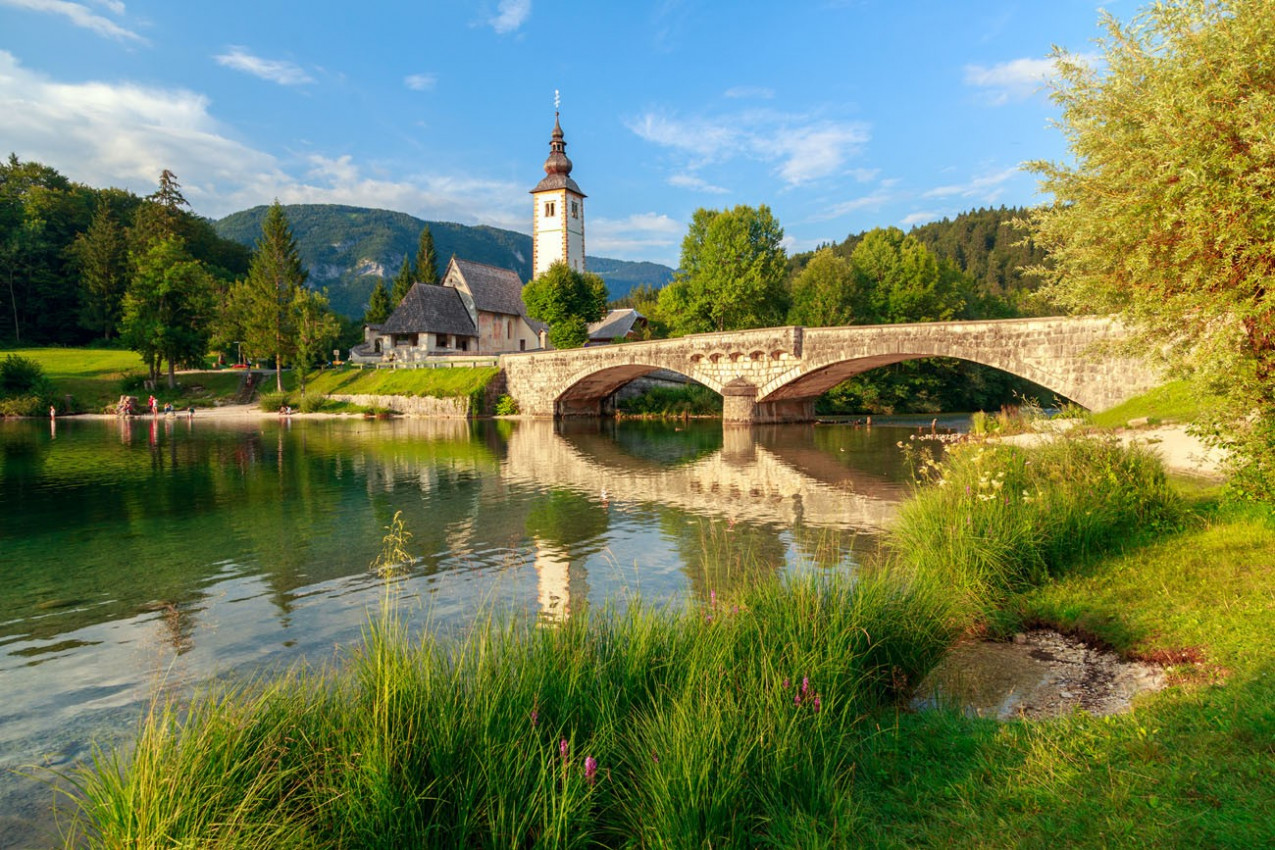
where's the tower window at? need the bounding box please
[570,201,579,219]
[544,201,556,217]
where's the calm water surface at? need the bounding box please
[0,415,941,844]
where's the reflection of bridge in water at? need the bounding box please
[502,420,907,532]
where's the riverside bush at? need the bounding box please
[257,392,290,412]
[889,434,1181,618]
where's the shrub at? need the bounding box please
[0,355,53,400]
[258,392,291,412]
[494,394,519,416]
[298,394,325,413]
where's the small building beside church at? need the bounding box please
[355,111,586,362]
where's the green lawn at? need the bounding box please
[7,348,249,412]
[1090,380,1206,428]
[304,365,500,399]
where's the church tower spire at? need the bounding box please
[531,99,586,278]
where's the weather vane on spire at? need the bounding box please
[554,89,561,112]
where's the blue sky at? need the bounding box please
[0,0,1120,266]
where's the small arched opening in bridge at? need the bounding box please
[759,353,1073,417]
[554,363,724,419]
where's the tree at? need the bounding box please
[390,256,412,308]
[1026,0,1275,496]
[293,287,341,395]
[131,169,189,250]
[70,202,129,339]
[522,261,608,349]
[120,237,215,387]
[230,201,309,392]
[413,224,439,285]
[657,204,787,335]
[364,278,391,325]
[787,247,860,327]
[848,228,969,324]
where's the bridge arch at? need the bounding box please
[498,318,1156,423]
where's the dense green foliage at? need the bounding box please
[1027,0,1275,498]
[214,204,673,317]
[412,223,439,285]
[223,203,315,393]
[657,205,788,335]
[390,256,412,308]
[522,261,608,349]
[0,157,248,346]
[120,237,217,388]
[784,228,1047,414]
[363,278,391,325]
[0,353,55,415]
[616,384,723,418]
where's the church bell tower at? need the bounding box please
[531,106,585,278]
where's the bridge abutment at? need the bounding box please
[722,378,815,425]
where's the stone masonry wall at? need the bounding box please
[500,317,1158,421]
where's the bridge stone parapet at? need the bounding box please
[499,317,1157,423]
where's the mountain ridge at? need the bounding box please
[214,204,674,318]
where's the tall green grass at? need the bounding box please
[64,564,951,847]
[890,435,1182,621]
[62,434,1182,847]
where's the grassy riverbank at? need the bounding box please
[63,430,1246,848]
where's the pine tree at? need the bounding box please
[71,203,129,340]
[390,256,413,308]
[230,201,308,392]
[364,278,391,324]
[413,224,439,284]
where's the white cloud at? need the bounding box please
[214,47,313,86]
[489,0,530,34]
[404,73,437,91]
[626,108,869,187]
[0,50,274,210]
[900,211,940,227]
[0,51,531,228]
[923,166,1019,201]
[0,0,144,42]
[668,173,728,194]
[962,54,1096,105]
[724,85,774,100]
[588,212,682,261]
[810,187,894,221]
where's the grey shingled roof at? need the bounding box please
[380,283,476,336]
[531,173,585,195]
[451,258,528,317]
[588,308,644,341]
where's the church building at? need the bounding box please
[356,112,584,361]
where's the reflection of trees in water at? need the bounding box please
[659,509,786,603]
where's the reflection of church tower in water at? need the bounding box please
[530,107,586,277]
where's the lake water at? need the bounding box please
[0,415,943,845]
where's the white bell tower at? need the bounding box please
[531,96,585,278]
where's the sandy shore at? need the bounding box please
[69,403,349,421]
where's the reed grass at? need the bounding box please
[889,434,1182,621]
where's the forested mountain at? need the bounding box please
[0,156,250,345]
[792,206,1052,314]
[215,204,674,318]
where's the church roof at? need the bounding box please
[450,258,529,317]
[380,283,476,337]
[531,113,586,197]
[588,308,646,341]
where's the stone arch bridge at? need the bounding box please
[500,317,1155,424]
